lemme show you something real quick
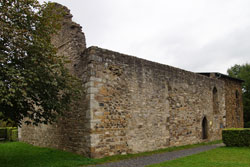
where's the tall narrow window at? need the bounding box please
[202,117,208,139]
[213,87,219,114]
[236,90,240,121]
[236,90,240,108]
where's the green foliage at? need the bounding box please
[11,129,18,141]
[227,63,250,127]
[0,112,16,127]
[147,147,250,167]
[6,127,18,141]
[0,120,16,127]
[0,0,82,126]
[0,128,7,138]
[0,127,17,141]
[244,121,250,128]
[222,128,250,147]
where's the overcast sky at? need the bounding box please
[39,0,250,74]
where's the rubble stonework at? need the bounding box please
[199,73,244,128]
[224,78,244,128]
[19,4,244,158]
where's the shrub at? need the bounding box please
[0,128,7,139]
[11,130,18,141]
[222,128,250,147]
[0,127,18,141]
[7,127,18,141]
[244,121,250,128]
[0,119,16,127]
[0,112,16,127]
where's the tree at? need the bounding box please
[0,0,81,126]
[227,63,250,127]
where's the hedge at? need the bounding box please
[0,128,7,139]
[11,129,18,141]
[0,127,18,141]
[222,128,250,147]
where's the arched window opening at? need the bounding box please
[213,87,219,114]
[202,117,208,139]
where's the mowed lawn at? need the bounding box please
[0,141,221,167]
[147,147,250,167]
[0,142,98,167]
[1,141,250,167]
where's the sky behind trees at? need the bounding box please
[39,0,250,74]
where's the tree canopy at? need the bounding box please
[0,0,81,126]
[227,63,250,127]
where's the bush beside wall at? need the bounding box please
[222,128,250,147]
[0,127,18,141]
[11,129,18,141]
[7,127,18,141]
[0,128,7,139]
[244,121,250,128]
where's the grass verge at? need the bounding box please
[147,147,250,167]
[0,140,221,167]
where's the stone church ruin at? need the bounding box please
[19,4,244,158]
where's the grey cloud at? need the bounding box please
[172,27,250,74]
[38,0,250,74]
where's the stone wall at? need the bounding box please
[222,77,244,128]
[84,46,226,158]
[199,73,244,128]
[19,58,91,156]
[19,4,92,157]
[19,3,243,158]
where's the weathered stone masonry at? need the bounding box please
[83,47,228,158]
[19,4,244,158]
[199,73,244,128]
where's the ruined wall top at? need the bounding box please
[51,3,86,73]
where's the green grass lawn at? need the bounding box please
[147,147,250,167]
[0,142,97,167]
[0,141,221,167]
